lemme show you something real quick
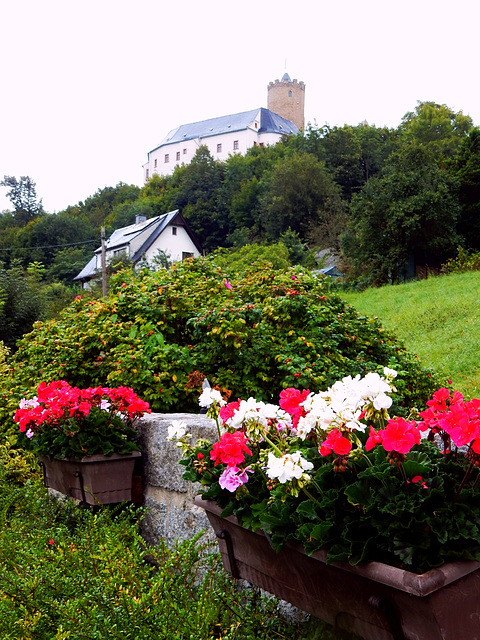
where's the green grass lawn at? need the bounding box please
[340,271,480,399]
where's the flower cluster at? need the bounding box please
[176,370,480,573]
[15,380,151,459]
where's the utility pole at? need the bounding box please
[101,226,107,297]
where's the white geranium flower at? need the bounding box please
[19,397,39,409]
[373,393,393,410]
[266,451,313,483]
[295,414,317,440]
[100,399,111,411]
[198,388,226,408]
[168,420,188,441]
[383,367,398,379]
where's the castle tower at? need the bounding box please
[267,72,305,132]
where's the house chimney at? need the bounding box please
[135,215,147,225]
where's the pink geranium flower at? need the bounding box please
[219,466,249,492]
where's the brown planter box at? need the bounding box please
[195,496,480,640]
[39,452,142,505]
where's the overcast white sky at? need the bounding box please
[1,0,479,214]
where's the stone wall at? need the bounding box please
[137,412,217,547]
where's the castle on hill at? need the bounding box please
[143,73,305,181]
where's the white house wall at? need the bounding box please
[144,225,200,263]
[144,128,285,180]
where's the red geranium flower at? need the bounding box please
[381,418,420,454]
[210,431,252,467]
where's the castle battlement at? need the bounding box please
[267,73,305,131]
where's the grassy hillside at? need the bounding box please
[341,271,480,399]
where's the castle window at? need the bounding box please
[172,226,177,236]
[176,151,180,161]
[233,140,239,150]
[288,90,292,97]
[165,154,169,163]
[217,143,222,153]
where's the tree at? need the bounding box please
[259,152,342,242]
[452,127,480,250]
[344,143,461,286]
[0,260,46,350]
[172,146,226,250]
[399,102,473,162]
[13,211,96,269]
[0,176,44,224]
[63,183,140,229]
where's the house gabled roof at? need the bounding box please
[95,214,163,254]
[149,108,299,153]
[74,210,202,282]
[74,255,97,281]
[131,210,202,262]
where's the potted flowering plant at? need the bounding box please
[174,371,480,640]
[15,380,151,504]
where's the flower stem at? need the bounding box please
[302,486,322,507]
[452,461,474,505]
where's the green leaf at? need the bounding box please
[295,500,318,521]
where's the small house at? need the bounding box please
[74,210,202,288]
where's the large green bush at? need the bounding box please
[3,258,439,427]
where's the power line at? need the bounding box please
[0,238,100,252]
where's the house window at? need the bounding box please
[259,142,264,148]
[165,154,169,163]
[217,143,222,153]
[176,151,180,161]
[154,158,157,168]
[172,226,177,236]
[233,140,239,150]
[182,252,194,261]
[146,169,149,179]
[255,122,258,129]
[183,148,187,154]
[113,248,127,257]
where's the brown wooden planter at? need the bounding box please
[39,452,142,505]
[195,495,480,640]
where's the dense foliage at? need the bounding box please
[0,259,439,438]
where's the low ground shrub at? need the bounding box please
[441,246,480,274]
[0,475,354,639]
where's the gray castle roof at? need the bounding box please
[149,108,299,153]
